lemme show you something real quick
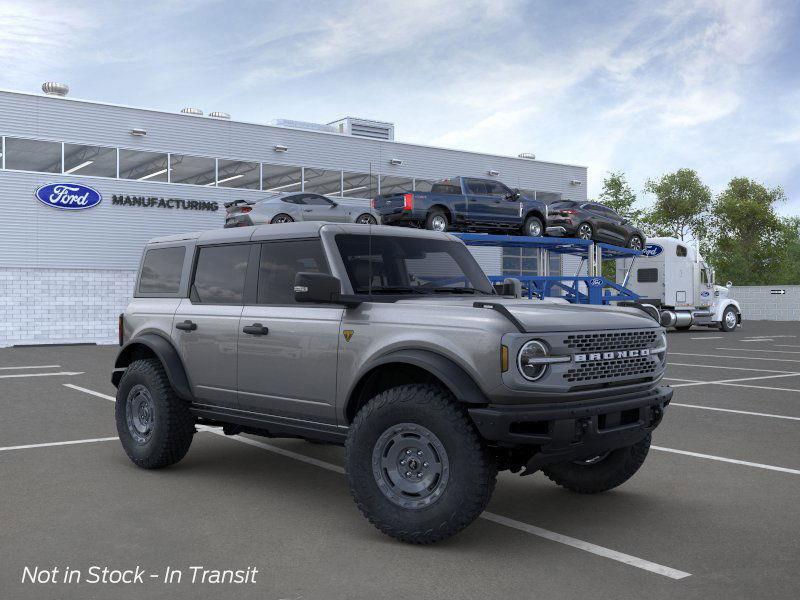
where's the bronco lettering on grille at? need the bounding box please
[574,348,651,362]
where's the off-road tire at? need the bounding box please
[345,384,497,544]
[522,215,544,237]
[542,434,651,494]
[719,306,738,332]
[115,358,195,469]
[425,209,449,232]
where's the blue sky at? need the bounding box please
[2,0,799,213]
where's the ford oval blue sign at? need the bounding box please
[588,278,603,287]
[642,244,663,257]
[35,183,102,210]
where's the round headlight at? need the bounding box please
[517,340,549,381]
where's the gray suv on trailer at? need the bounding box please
[113,222,672,544]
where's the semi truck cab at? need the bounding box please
[616,236,742,332]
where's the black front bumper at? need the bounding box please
[468,385,672,470]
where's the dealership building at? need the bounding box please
[0,85,587,347]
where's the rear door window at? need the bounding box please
[138,246,186,295]
[191,245,251,304]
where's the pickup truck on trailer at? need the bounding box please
[113,222,672,544]
[372,176,550,237]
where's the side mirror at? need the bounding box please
[329,201,338,208]
[294,272,360,307]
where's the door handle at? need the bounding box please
[303,208,313,212]
[175,320,197,332]
[242,323,269,335]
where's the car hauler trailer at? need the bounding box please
[615,237,742,332]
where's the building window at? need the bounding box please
[304,168,342,196]
[217,159,260,189]
[119,149,169,182]
[502,248,538,277]
[170,154,216,186]
[262,164,302,193]
[4,138,61,173]
[379,175,413,195]
[342,171,378,198]
[63,144,117,177]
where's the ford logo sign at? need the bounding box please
[641,244,663,257]
[35,183,102,210]
[588,278,603,287]
[700,290,710,297]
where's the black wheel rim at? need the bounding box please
[578,224,592,239]
[357,215,376,224]
[371,423,450,509]
[273,215,292,224]
[126,384,155,444]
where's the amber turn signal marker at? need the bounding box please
[501,345,509,372]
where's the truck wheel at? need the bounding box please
[522,215,544,237]
[345,384,497,544]
[115,359,195,469]
[627,235,644,251]
[541,434,651,494]
[425,209,449,232]
[719,306,738,332]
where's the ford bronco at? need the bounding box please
[113,222,672,544]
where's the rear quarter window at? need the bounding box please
[138,246,186,295]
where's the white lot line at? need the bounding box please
[0,371,84,379]
[667,373,800,388]
[670,403,800,422]
[0,364,61,370]
[652,446,800,476]
[64,383,116,401]
[775,345,800,349]
[199,428,691,580]
[670,352,800,364]
[716,347,800,354]
[739,339,773,342]
[0,437,118,452]
[668,362,798,374]
[690,336,723,340]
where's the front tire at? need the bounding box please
[355,213,377,225]
[270,213,294,224]
[522,215,544,237]
[576,222,593,240]
[719,306,738,332]
[115,359,195,469]
[628,235,644,251]
[542,434,651,494]
[345,384,497,544]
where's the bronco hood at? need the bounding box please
[396,296,659,333]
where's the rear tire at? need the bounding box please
[576,222,593,240]
[345,384,497,544]
[115,359,195,469]
[719,306,738,332]
[522,215,544,237]
[270,213,294,224]
[356,213,377,225]
[425,209,449,232]
[628,235,644,251]
[542,434,651,494]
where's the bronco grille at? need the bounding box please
[564,356,657,383]
[564,330,658,353]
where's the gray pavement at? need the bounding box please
[1,321,799,599]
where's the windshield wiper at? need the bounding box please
[354,286,428,295]
[430,287,489,295]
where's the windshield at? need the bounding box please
[335,234,494,295]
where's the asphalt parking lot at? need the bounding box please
[2,321,799,600]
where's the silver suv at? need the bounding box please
[113,222,672,544]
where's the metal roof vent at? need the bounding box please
[518,152,536,160]
[328,117,395,141]
[209,111,230,119]
[42,82,69,96]
[180,107,204,116]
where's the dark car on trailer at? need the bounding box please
[372,176,550,237]
[546,200,646,250]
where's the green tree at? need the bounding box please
[705,178,794,285]
[642,169,711,241]
[598,171,643,226]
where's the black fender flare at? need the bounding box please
[112,333,192,400]
[350,348,488,407]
